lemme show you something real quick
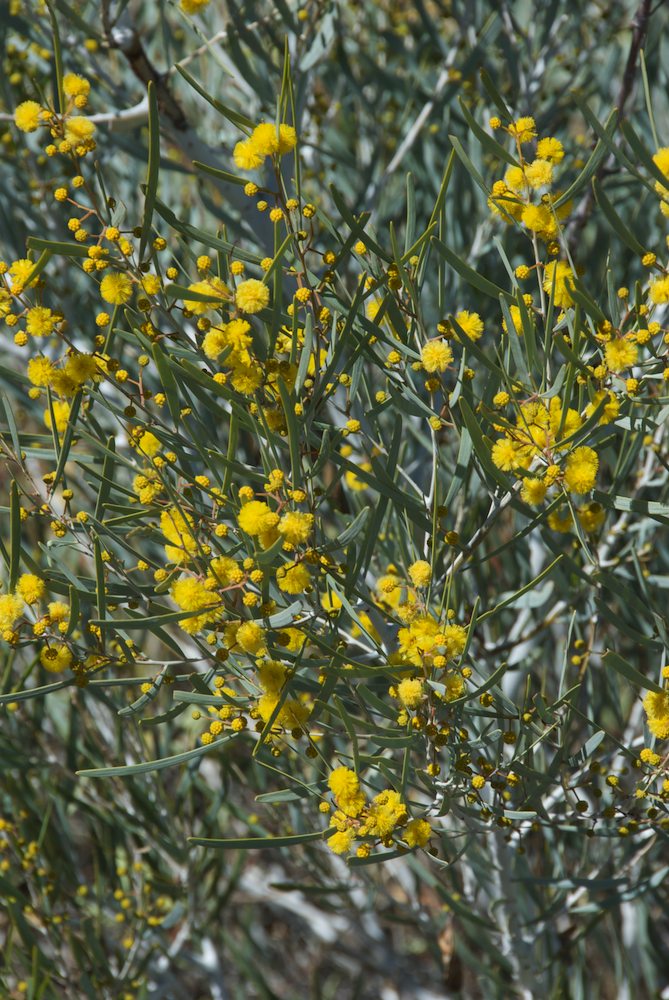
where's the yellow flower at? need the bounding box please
[397,677,424,709]
[491,437,518,471]
[508,116,536,143]
[230,361,263,395]
[141,274,161,296]
[642,690,669,740]
[63,73,90,99]
[653,149,669,215]
[161,507,198,563]
[63,354,99,389]
[184,277,230,314]
[403,818,432,848]
[564,446,598,494]
[408,560,431,588]
[236,620,264,654]
[235,279,270,314]
[25,307,56,337]
[649,274,669,304]
[584,391,619,425]
[278,124,298,154]
[577,502,605,533]
[360,790,407,838]
[548,507,573,533]
[443,669,465,701]
[9,258,37,291]
[327,828,356,855]
[233,139,265,171]
[100,272,133,305]
[170,578,221,634]
[181,0,211,10]
[543,261,576,308]
[278,511,313,545]
[135,430,161,458]
[520,478,547,506]
[604,338,638,372]
[504,165,526,192]
[257,659,286,695]
[0,593,24,632]
[421,339,452,373]
[453,310,484,342]
[40,644,73,673]
[521,203,557,238]
[250,122,280,156]
[28,357,55,387]
[16,574,45,605]
[328,766,366,817]
[238,500,280,536]
[14,101,43,132]
[64,116,95,146]
[44,400,71,434]
[536,137,564,163]
[524,158,553,188]
[133,471,163,504]
[208,555,243,587]
[47,601,69,622]
[276,561,311,594]
[442,624,467,658]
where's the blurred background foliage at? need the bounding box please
[1,1,669,998]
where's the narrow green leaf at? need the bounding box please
[603,650,664,694]
[139,82,160,260]
[189,829,333,850]
[9,480,20,590]
[151,342,181,426]
[432,237,509,301]
[26,237,89,259]
[193,160,247,187]
[592,178,647,256]
[459,98,518,165]
[77,734,238,777]
[175,65,254,129]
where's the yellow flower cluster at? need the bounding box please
[643,690,669,740]
[233,121,297,172]
[325,767,431,856]
[14,74,96,157]
[491,397,600,518]
[397,614,467,668]
[488,120,569,241]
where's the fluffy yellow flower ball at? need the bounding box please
[453,310,484,342]
[421,339,453,373]
[328,766,366,817]
[64,116,95,146]
[100,272,133,305]
[44,400,71,434]
[40,644,73,673]
[403,818,432,848]
[278,511,314,545]
[14,101,43,132]
[235,279,270,314]
[604,338,638,372]
[238,500,279,536]
[397,677,424,709]
[543,260,576,308]
[642,690,669,740]
[408,560,431,588]
[276,561,311,594]
[564,446,598,494]
[17,574,45,605]
[0,593,24,632]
